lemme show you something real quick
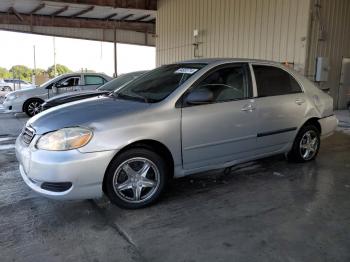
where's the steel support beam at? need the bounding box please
[70,6,95,18]
[113,23,118,77]
[0,13,155,33]
[8,7,23,21]
[104,13,118,20]
[50,6,69,17]
[30,3,46,15]
[47,0,157,10]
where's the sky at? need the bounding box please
[0,30,156,77]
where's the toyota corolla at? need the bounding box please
[15,59,338,209]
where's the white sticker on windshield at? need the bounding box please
[174,68,199,74]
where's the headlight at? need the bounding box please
[36,127,93,151]
[6,93,18,100]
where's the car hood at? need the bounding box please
[28,96,150,134]
[10,87,46,96]
[44,90,105,103]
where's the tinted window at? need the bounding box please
[191,64,251,103]
[99,74,138,91]
[85,76,105,85]
[253,65,302,97]
[116,64,205,103]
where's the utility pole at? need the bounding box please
[53,37,57,77]
[32,45,36,85]
[113,22,118,77]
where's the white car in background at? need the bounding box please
[2,72,112,116]
[0,79,35,91]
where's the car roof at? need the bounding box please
[179,58,283,66]
[59,72,109,77]
[119,70,149,76]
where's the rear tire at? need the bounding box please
[288,125,320,163]
[104,148,169,209]
[24,98,43,117]
[4,86,12,92]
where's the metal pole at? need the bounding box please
[33,45,36,85]
[113,23,117,77]
[53,37,57,77]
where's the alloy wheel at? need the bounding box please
[112,157,160,204]
[299,130,319,161]
[28,101,42,116]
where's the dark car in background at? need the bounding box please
[41,71,148,111]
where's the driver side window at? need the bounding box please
[194,64,251,103]
[58,77,80,87]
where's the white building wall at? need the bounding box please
[156,0,311,74]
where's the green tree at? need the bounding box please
[9,65,32,82]
[33,68,46,76]
[0,67,11,79]
[47,64,72,78]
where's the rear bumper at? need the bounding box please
[318,115,338,139]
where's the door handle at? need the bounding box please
[241,104,256,112]
[295,98,305,105]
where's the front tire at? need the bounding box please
[288,125,320,162]
[104,148,169,209]
[24,99,43,117]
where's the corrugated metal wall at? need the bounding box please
[306,0,350,108]
[156,0,311,74]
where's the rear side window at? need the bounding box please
[85,76,105,85]
[253,65,302,97]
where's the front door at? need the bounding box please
[181,63,258,170]
[252,64,307,154]
[48,76,81,98]
[57,76,81,94]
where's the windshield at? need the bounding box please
[98,72,145,91]
[115,64,206,103]
[39,75,63,88]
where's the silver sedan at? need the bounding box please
[15,59,338,209]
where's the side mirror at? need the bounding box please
[185,88,214,105]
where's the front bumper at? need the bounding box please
[2,99,22,113]
[318,115,338,139]
[15,135,116,200]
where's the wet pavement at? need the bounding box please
[0,112,350,262]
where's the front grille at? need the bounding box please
[21,126,35,145]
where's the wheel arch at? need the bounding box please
[300,117,322,134]
[102,139,175,193]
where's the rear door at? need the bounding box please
[82,75,106,90]
[181,63,258,170]
[252,64,307,154]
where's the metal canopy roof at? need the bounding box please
[0,0,157,45]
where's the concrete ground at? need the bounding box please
[0,111,349,262]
